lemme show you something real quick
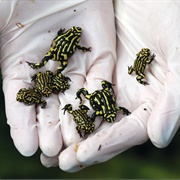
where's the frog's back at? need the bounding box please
[72,109,89,125]
[50,29,80,60]
[90,90,116,113]
[133,54,147,74]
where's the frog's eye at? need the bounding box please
[73,26,82,33]
[77,27,81,31]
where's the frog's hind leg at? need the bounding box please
[40,100,47,109]
[136,74,149,85]
[57,60,68,75]
[76,44,91,52]
[116,106,131,115]
[76,126,83,138]
[26,56,51,69]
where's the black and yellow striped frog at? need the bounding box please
[26,26,91,74]
[62,104,95,138]
[76,80,131,123]
[128,48,155,85]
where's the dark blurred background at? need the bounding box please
[0,74,179,179]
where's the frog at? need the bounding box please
[62,104,95,138]
[76,80,131,123]
[51,73,71,94]
[26,26,91,74]
[128,48,155,85]
[31,70,54,97]
[16,88,47,108]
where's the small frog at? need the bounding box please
[128,48,155,85]
[51,73,71,94]
[16,88,46,108]
[26,26,91,74]
[62,104,95,138]
[76,80,131,123]
[31,70,54,97]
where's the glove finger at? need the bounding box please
[59,103,151,172]
[59,144,88,172]
[148,72,180,148]
[40,153,59,168]
[3,80,38,156]
[58,0,116,146]
[36,94,62,157]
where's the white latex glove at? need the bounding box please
[40,0,180,172]
[0,0,115,157]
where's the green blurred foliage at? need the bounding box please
[0,74,179,179]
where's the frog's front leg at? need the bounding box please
[76,44,91,52]
[76,88,89,104]
[128,66,134,74]
[91,111,101,122]
[79,105,90,113]
[57,28,65,36]
[136,73,149,85]
[31,74,37,82]
[146,53,156,64]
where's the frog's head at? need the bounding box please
[141,48,150,56]
[101,80,115,93]
[16,92,24,102]
[71,26,82,36]
[16,88,28,102]
[104,113,116,123]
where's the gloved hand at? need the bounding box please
[0,0,116,157]
[40,0,180,172]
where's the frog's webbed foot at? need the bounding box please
[149,53,156,63]
[41,100,47,109]
[31,74,37,82]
